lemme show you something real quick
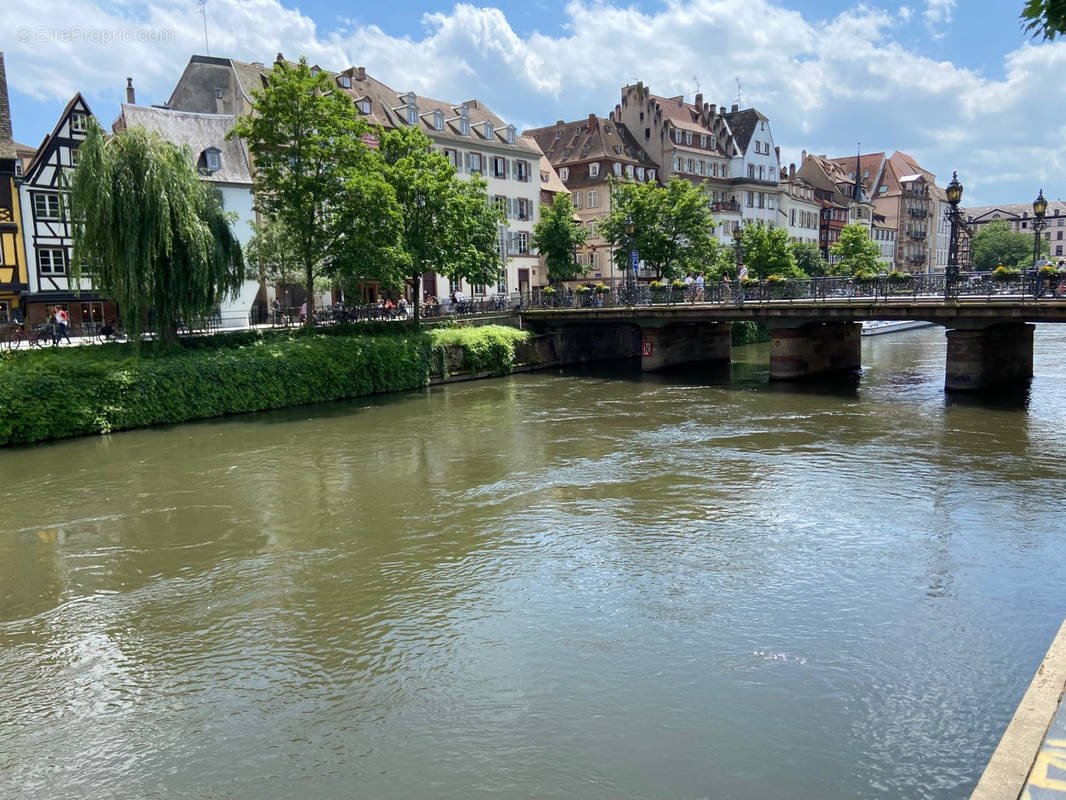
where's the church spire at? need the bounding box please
[853,142,863,203]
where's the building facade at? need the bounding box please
[168,55,540,300]
[525,114,658,285]
[777,165,821,246]
[965,201,1066,261]
[113,101,261,325]
[16,93,115,329]
[0,52,28,324]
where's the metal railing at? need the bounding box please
[524,271,1066,309]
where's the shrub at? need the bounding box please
[427,325,531,378]
[886,270,912,282]
[541,285,557,295]
[594,282,610,294]
[992,265,1020,281]
[575,285,592,294]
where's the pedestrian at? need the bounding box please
[684,271,695,303]
[299,301,307,323]
[54,306,72,344]
[737,264,748,303]
[695,271,706,302]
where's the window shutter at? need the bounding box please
[463,152,470,173]
[504,158,510,179]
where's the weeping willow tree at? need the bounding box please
[69,121,244,347]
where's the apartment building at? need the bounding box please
[525,114,657,284]
[778,165,821,246]
[872,213,897,269]
[167,55,540,299]
[965,201,1066,260]
[612,83,783,243]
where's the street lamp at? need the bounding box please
[1033,188,1048,268]
[944,171,963,299]
[624,215,636,304]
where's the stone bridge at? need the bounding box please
[519,295,1066,391]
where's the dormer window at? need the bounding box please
[649,169,656,181]
[613,162,622,176]
[459,107,470,135]
[506,125,516,144]
[685,131,693,145]
[559,167,569,181]
[433,110,444,131]
[203,148,222,173]
[589,163,599,178]
[637,167,645,180]
[700,134,707,147]
[338,76,351,89]
[407,107,418,125]
[400,92,418,125]
[483,121,494,140]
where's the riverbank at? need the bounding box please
[0,324,531,446]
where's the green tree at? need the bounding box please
[377,125,504,324]
[970,218,1047,271]
[68,122,244,348]
[790,241,828,277]
[231,57,400,326]
[531,193,588,284]
[740,221,802,279]
[829,223,882,276]
[1021,0,1066,39]
[600,177,715,279]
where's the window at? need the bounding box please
[648,169,655,181]
[559,167,569,181]
[700,134,707,148]
[573,192,581,209]
[358,99,371,114]
[70,112,87,133]
[493,156,507,178]
[70,149,79,167]
[459,109,470,135]
[39,248,66,274]
[746,192,754,207]
[587,190,599,208]
[484,121,494,139]
[515,232,529,255]
[721,165,728,178]
[468,153,482,173]
[685,131,693,145]
[613,162,621,176]
[687,159,695,173]
[758,165,765,180]
[406,106,418,125]
[443,148,458,168]
[204,148,222,172]
[767,196,775,210]
[673,157,682,172]
[34,193,62,220]
[697,160,705,175]
[589,163,600,178]
[433,110,444,131]
[515,160,529,181]
[506,126,516,144]
[673,130,682,143]
[636,167,645,180]
[588,251,597,269]
[517,198,530,220]
[748,164,756,179]
[757,193,765,209]
[768,166,775,179]
[493,195,507,216]
[338,76,351,88]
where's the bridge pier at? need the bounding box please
[640,323,731,371]
[945,323,1033,391]
[769,322,861,380]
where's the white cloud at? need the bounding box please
[1,0,1062,205]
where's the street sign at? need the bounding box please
[631,250,639,270]
[642,341,653,357]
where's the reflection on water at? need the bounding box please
[2,325,1066,799]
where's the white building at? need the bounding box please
[113,103,264,326]
[778,168,821,246]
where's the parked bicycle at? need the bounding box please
[29,323,56,348]
[0,322,27,350]
[96,321,124,343]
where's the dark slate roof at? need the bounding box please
[524,115,656,169]
[0,52,16,161]
[722,108,767,153]
[117,104,252,185]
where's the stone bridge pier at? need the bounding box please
[639,322,731,371]
[945,322,1034,391]
[768,322,862,380]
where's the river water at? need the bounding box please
[2,325,1066,799]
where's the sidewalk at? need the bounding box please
[971,618,1066,799]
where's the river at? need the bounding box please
[2,325,1066,799]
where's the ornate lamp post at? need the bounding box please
[1032,188,1048,269]
[624,215,636,304]
[732,223,743,271]
[944,171,963,299]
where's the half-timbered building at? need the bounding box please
[18,94,115,329]
[0,52,29,323]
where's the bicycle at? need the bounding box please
[95,322,124,343]
[29,323,56,348]
[1,323,27,350]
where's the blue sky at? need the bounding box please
[3,0,1063,206]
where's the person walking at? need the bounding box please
[695,271,706,303]
[54,306,72,345]
[737,263,748,303]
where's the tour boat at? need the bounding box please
[860,320,936,336]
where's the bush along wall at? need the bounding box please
[0,325,530,446]
[731,321,770,346]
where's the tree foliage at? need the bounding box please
[791,241,829,277]
[739,221,803,279]
[829,223,881,276]
[231,57,402,326]
[970,218,1047,271]
[531,193,588,284]
[1021,0,1066,39]
[600,177,715,279]
[377,125,504,323]
[69,122,244,348]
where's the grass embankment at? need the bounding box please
[0,324,530,446]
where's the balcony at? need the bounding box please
[909,230,926,240]
[909,254,926,265]
[711,201,740,213]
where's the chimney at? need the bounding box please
[355,66,366,81]
[556,120,564,125]
[790,163,796,178]
[588,113,597,130]
[276,52,284,64]
[731,103,739,113]
[775,146,780,161]
[695,92,703,108]
[801,150,807,162]
[709,103,716,117]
